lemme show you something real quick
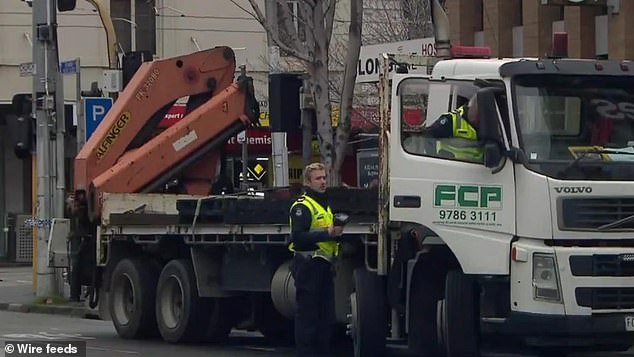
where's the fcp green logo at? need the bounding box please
[434,184,502,209]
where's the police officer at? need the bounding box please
[288,162,343,356]
[426,94,484,161]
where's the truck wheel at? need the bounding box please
[408,266,443,356]
[155,259,206,343]
[349,269,387,357]
[439,270,479,357]
[201,297,236,343]
[108,258,159,339]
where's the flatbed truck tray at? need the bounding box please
[99,192,378,243]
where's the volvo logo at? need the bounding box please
[554,186,593,194]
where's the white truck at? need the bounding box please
[367,16,634,357]
[48,1,634,356]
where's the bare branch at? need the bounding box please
[324,0,336,48]
[229,0,261,20]
[300,1,316,57]
[240,0,311,62]
[295,0,313,29]
[277,0,305,52]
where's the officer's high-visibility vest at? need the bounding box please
[436,106,484,161]
[288,194,340,259]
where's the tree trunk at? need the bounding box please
[334,0,363,184]
[309,0,336,185]
[308,58,334,183]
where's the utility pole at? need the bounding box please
[269,46,289,187]
[239,65,249,191]
[32,0,63,297]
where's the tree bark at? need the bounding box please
[334,0,363,183]
[238,0,360,186]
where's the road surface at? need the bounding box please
[0,310,631,357]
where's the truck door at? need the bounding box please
[388,75,516,275]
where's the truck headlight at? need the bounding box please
[532,253,561,302]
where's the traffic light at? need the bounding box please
[57,0,76,12]
[269,73,303,132]
[122,50,153,90]
[9,93,34,159]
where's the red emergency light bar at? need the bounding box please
[451,45,491,59]
[552,32,568,58]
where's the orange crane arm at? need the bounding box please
[74,46,237,194]
[92,74,258,198]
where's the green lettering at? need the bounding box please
[458,186,479,207]
[434,185,456,207]
[480,187,502,208]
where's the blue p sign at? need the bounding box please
[84,97,113,141]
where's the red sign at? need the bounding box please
[351,106,379,130]
[159,103,186,128]
[224,128,302,155]
[403,109,423,127]
[349,106,424,130]
[225,128,272,151]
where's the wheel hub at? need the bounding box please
[160,274,185,329]
[113,273,135,325]
[349,292,361,356]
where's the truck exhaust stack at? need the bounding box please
[431,0,452,59]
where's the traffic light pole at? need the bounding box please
[32,0,62,298]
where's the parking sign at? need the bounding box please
[84,97,113,141]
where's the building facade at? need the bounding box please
[0,0,357,260]
[446,0,629,60]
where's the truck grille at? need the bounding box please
[570,254,634,277]
[559,198,634,230]
[576,287,634,310]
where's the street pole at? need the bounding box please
[269,46,289,187]
[53,32,67,296]
[32,0,62,298]
[76,58,84,151]
[54,41,65,234]
[239,65,249,191]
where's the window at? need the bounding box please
[517,94,581,137]
[513,74,634,181]
[111,0,156,54]
[399,79,482,163]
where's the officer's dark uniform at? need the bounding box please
[429,105,483,161]
[288,187,341,356]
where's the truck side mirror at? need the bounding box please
[476,87,504,142]
[57,0,76,12]
[475,87,506,169]
[484,142,503,169]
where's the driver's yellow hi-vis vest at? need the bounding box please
[436,106,484,161]
[288,194,340,259]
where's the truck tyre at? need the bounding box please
[108,258,159,339]
[408,265,443,356]
[201,297,235,343]
[155,259,207,343]
[439,270,479,357]
[350,268,387,357]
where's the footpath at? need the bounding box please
[0,263,101,319]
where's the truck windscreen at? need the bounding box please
[513,74,634,181]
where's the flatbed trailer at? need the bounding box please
[49,188,383,346]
